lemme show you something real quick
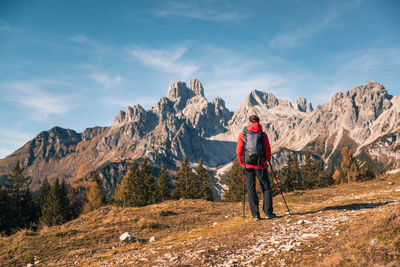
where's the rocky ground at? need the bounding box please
[2,174,400,267]
[102,200,399,266]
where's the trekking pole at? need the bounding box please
[242,169,246,218]
[268,160,291,215]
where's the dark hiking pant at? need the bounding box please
[245,168,273,218]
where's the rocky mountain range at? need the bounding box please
[0,79,399,197]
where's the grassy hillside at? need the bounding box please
[1,173,400,266]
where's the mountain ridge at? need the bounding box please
[0,79,398,194]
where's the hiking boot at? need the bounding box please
[253,215,262,221]
[266,213,277,219]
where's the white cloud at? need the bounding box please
[0,19,10,32]
[89,73,123,89]
[5,80,74,120]
[270,0,363,48]
[154,0,248,22]
[130,46,198,79]
[70,34,88,44]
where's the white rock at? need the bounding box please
[301,233,319,239]
[27,264,34,267]
[119,232,136,242]
[370,239,378,246]
[297,219,312,225]
[213,222,218,226]
[149,236,156,243]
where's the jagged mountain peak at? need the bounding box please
[112,104,147,128]
[237,90,312,114]
[167,78,205,101]
[296,97,313,113]
[188,78,204,97]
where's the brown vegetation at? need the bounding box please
[1,173,399,266]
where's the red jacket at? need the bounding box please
[236,122,272,169]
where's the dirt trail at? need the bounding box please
[105,186,400,266]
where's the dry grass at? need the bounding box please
[1,173,399,266]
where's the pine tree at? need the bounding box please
[113,162,138,207]
[5,161,38,230]
[60,178,71,221]
[82,174,105,214]
[156,164,172,202]
[318,171,335,188]
[141,159,157,205]
[302,151,322,190]
[223,160,245,202]
[360,163,375,181]
[175,157,196,199]
[196,158,214,201]
[40,178,67,226]
[68,185,85,219]
[0,187,12,234]
[37,178,51,214]
[282,154,302,192]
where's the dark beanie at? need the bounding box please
[249,115,260,123]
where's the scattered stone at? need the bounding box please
[149,236,156,243]
[388,182,394,185]
[164,253,172,259]
[370,239,378,246]
[297,220,312,225]
[119,232,136,242]
[34,261,41,265]
[228,259,238,264]
[169,256,178,262]
[301,233,319,239]
[278,244,296,252]
[213,222,218,227]
[395,189,400,192]
[27,264,33,267]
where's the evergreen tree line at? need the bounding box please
[0,157,215,234]
[0,162,83,234]
[112,157,214,207]
[224,148,376,201]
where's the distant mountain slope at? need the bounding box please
[0,79,398,192]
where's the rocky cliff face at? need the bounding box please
[0,79,398,194]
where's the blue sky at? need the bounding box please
[0,0,399,159]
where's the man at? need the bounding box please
[236,115,276,220]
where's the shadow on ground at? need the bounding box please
[292,200,397,216]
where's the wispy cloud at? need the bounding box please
[154,0,248,22]
[5,80,74,120]
[70,34,88,44]
[129,46,198,79]
[0,129,34,159]
[270,0,363,48]
[270,13,337,48]
[0,19,10,32]
[89,73,123,89]
[69,34,115,58]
